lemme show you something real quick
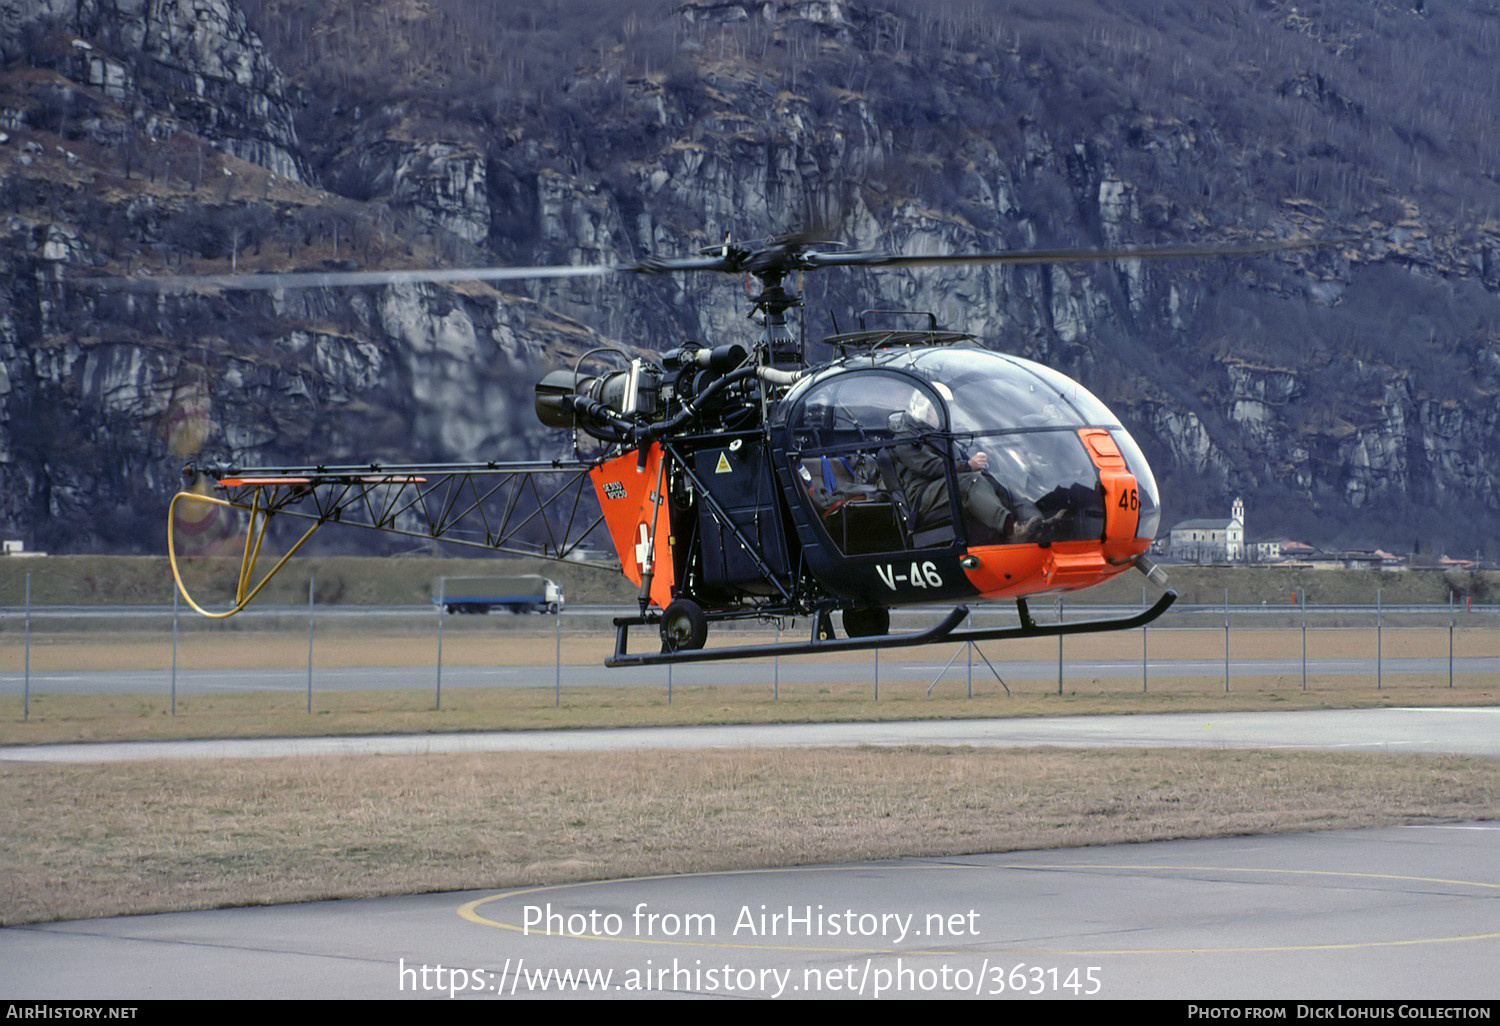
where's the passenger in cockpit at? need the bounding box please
[890,386,1048,544]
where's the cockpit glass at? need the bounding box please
[1002,358,1123,427]
[785,348,1155,554]
[788,371,927,445]
[789,372,958,553]
[903,350,1089,433]
[958,430,1105,543]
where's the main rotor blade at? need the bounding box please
[629,254,737,274]
[90,262,624,292]
[801,237,1343,270]
[84,236,1347,292]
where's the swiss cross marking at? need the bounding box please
[634,522,652,571]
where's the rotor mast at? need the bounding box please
[745,262,804,369]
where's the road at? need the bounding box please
[5,706,1500,762]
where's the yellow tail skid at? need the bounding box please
[167,486,322,618]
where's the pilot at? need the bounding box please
[891,385,1047,544]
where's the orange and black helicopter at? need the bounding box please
[152,233,1319,666]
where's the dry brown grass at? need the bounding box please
[3,745,1496,926]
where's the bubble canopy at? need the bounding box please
[777,347,1160,544]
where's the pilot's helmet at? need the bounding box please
[906,382,953,428]
[907,390,936,427]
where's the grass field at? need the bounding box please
[4,746,1497,926]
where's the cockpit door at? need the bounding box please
[786,372,960,557]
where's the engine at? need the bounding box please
[534,343,778,446]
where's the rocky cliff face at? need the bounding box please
[2,0,1498,558]
[2,0,306,178]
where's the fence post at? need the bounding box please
[23,572,31,721]
[1141,585,1148,693]
[1223,587,1230,693]
[1056,595,1064,695]
[1376,587,1382,690]
[774,621,780,702]
[1300,589,1307,692]
[306,574,315,713]
[435,577,444,711]
[1448,592,1455,689]
[171,586,179,716]
[966,609,973,699]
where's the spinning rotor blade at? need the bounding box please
[88,235,1342,292]
[93,261,622,292]
[630,254,739,274]
[800,236,1342,271]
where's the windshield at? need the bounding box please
[784,348,1159,550]
[904,348,1113,431]
[897,348,1158,541]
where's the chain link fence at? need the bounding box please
[5,575,1496,715]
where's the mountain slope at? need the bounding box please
[2,0,1497,558]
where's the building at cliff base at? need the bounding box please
[1165,498,1245,564]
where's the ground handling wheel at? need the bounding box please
[660,598,709,652]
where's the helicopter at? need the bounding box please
[149,232,1325,666]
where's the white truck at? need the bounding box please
[436,575,565,614]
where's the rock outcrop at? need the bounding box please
[2,0,1498,558]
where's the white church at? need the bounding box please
[1165,498,1246,564]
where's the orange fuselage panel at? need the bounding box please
[589,444,675,609]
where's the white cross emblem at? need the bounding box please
[634,522,653,572]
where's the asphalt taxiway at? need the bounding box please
[2,708,1497,1001]
[4,706,1499,762]
[4,823,1498,1000]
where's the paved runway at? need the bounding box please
[5,706,1500,762]
[3,708,1498,1001]
[4,824,1497,1000]
[15,653,1498,694]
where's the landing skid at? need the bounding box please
[605,590,1177,667]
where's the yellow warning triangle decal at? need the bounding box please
[715,452,732,474]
